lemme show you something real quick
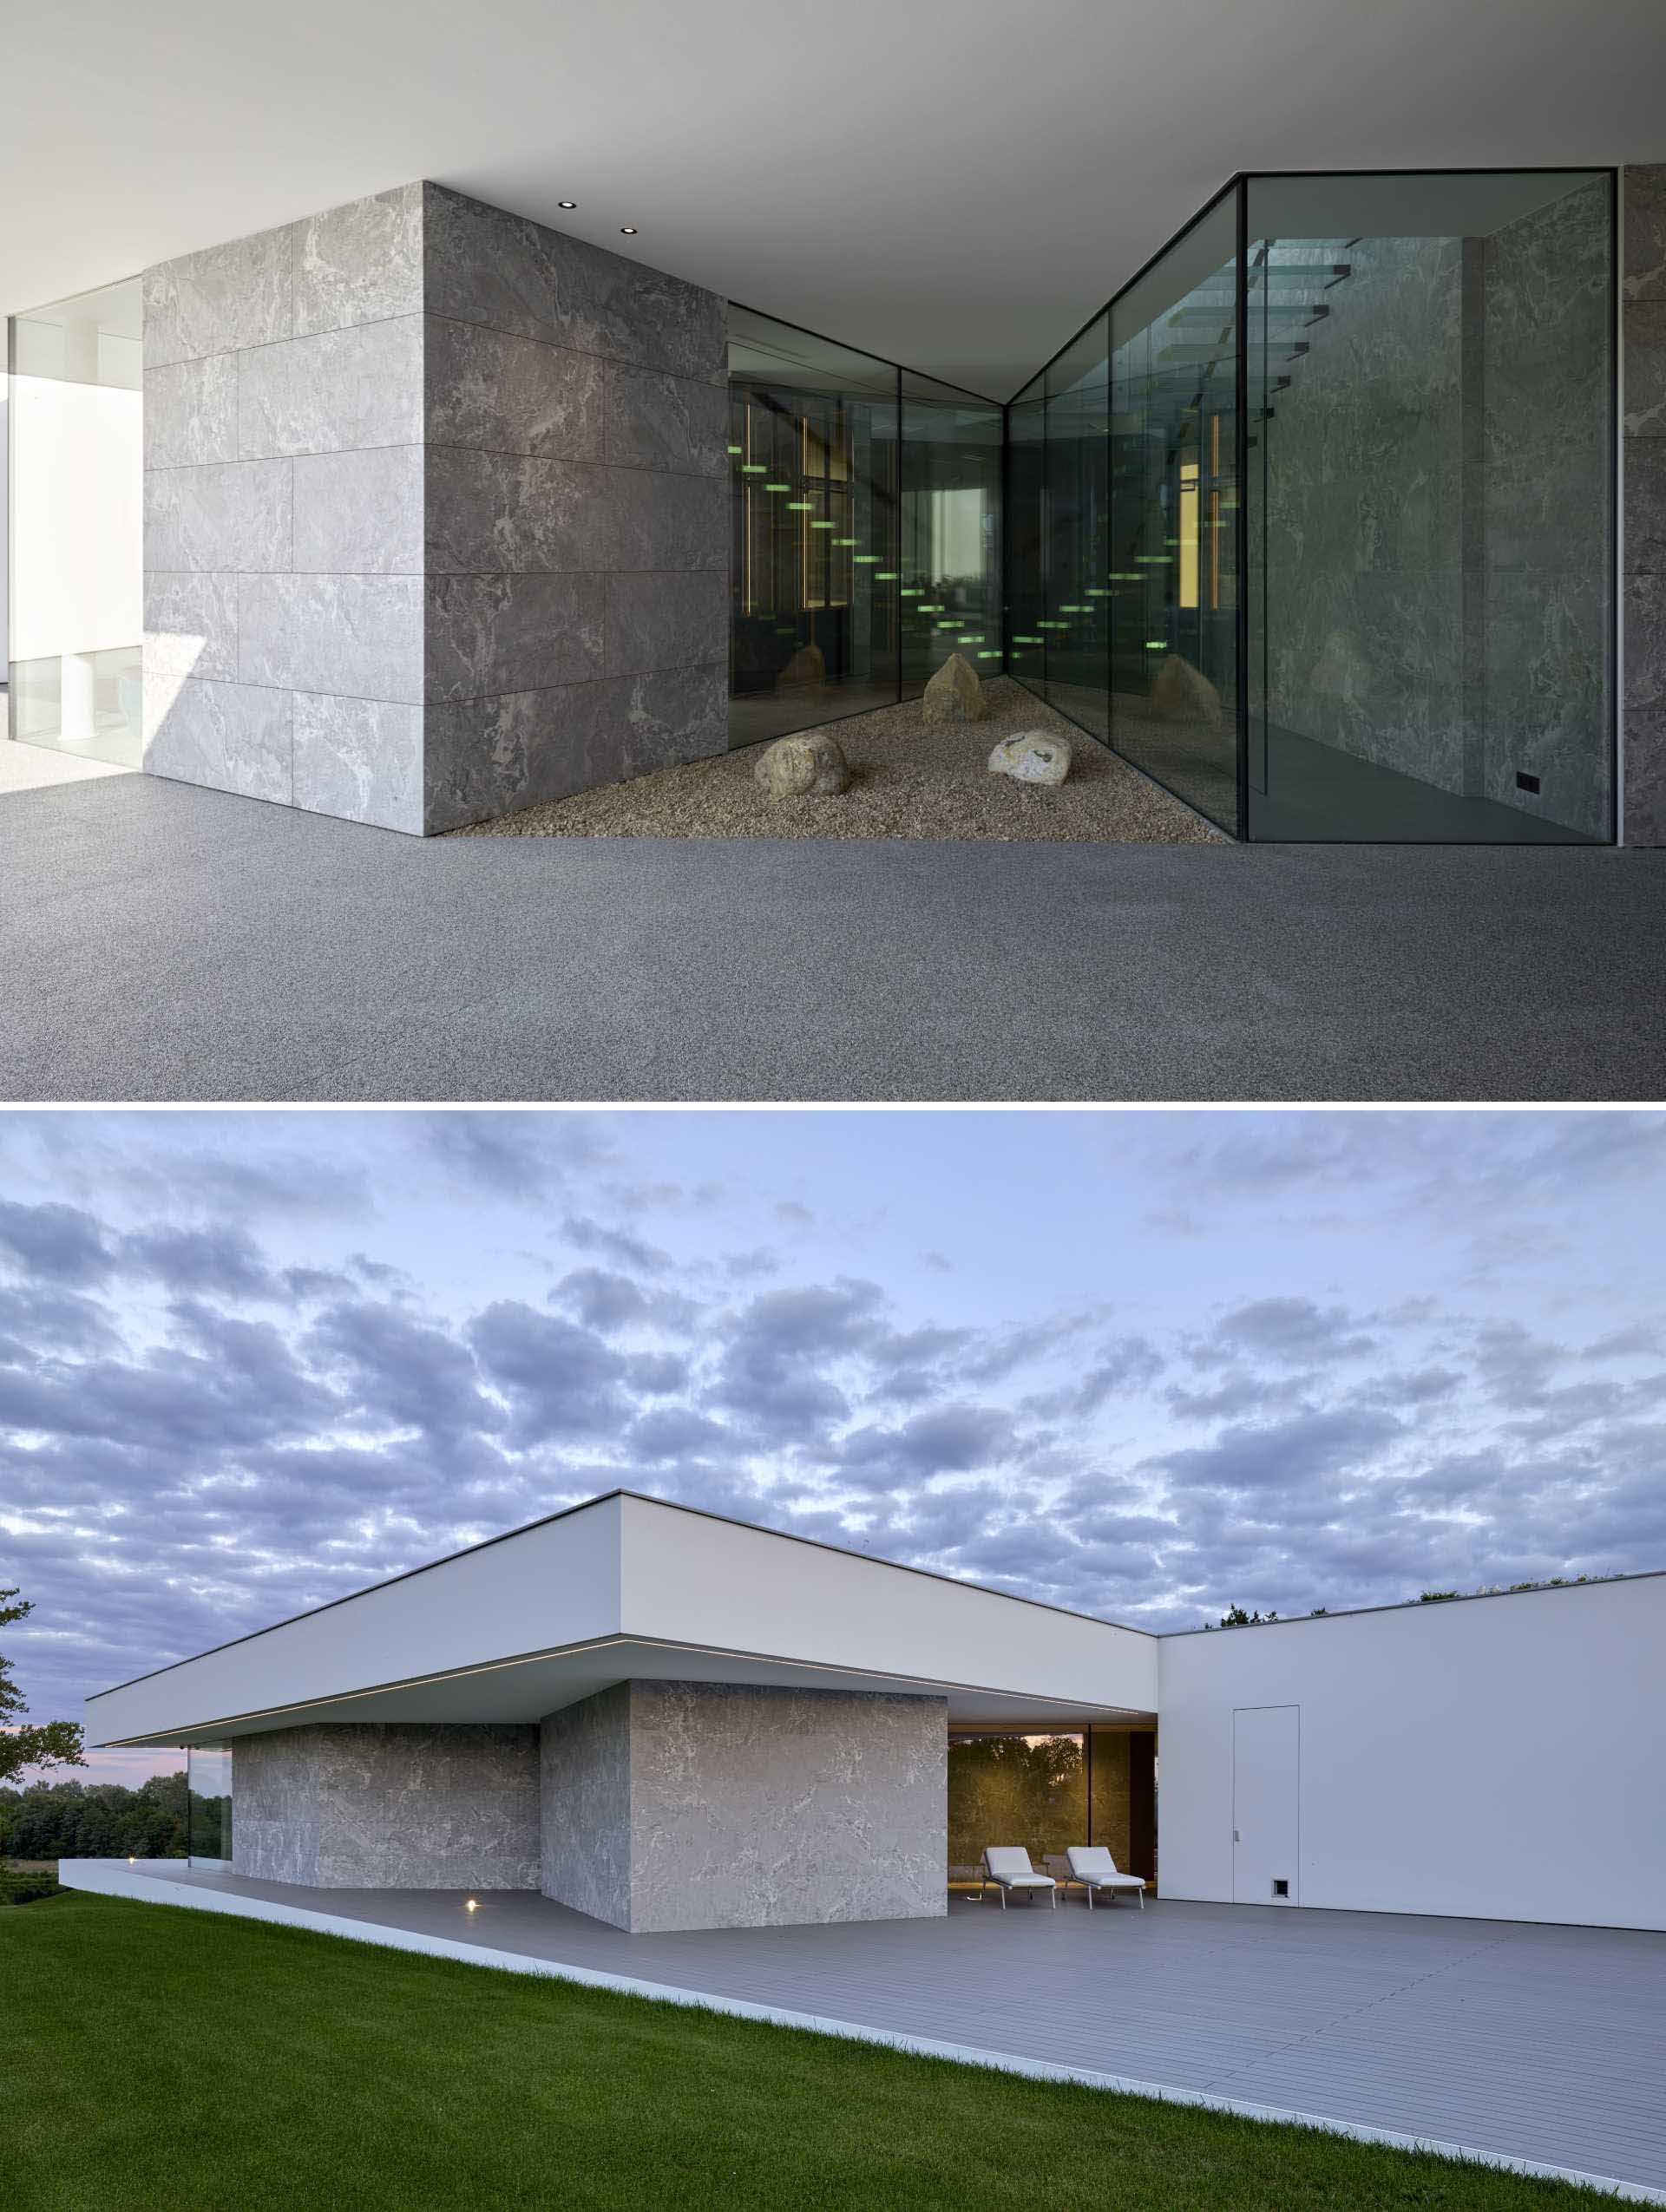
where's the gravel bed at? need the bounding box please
[452,679,1224,844]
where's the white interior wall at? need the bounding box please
[1156,1574,1666,1930]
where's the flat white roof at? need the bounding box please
[86,1491,1159,1748]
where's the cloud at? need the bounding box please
[0,1199,112,1286]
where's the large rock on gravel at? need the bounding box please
[753,730,851,797]
[922,651,987,723]
[1151,652,1223,725]
[989,730,1072,786]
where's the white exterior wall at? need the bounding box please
[1157,1574,1666,1931]
[86,1494,626,1745]
[619,1494,1158,1717]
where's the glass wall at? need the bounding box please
[1006,378,1046,695]
[1005,169,1615,841]
[7,276,143,766]
[1245,171,1614,841]
[947,1726,1156,1888]
[1045,315,1110,740]
[726,305,1000,748]
[900,369,1002,695]
[187,1744,233,1864]
[1109,198,1240,831]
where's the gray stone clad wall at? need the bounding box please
[232,1722,541,1888]
[1623,164,1666,844]
[141,183,728,834]
[142,187,428,828]
[540,1680,948,1934]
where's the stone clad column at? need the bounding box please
[142,183,730,834]
[541,1680,947,1933]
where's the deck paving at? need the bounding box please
[84,1862,1666,2199]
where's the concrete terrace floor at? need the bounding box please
[3,771,1666,1102]
[73,1862,1666,2200]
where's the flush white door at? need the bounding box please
[1232,1705,1299,1905]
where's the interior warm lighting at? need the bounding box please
[1178,461,1200,610]
[465,1898,478,1912]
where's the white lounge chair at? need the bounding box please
[1066,1844,1146,1908]
[981,1846,1057,1908]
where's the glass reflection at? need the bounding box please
[187,1744,233,1863]
[1245,170,1613,842]
[726,306,900,748]
[1044,315,1109,740]
[948,1731,1085,1886]
[900,370,1002,695]
[1006,381,1046,698]
[1107,196,1241,832]
[7,275,143,766]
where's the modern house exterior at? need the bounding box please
[80,1490,1666,1935]
[5,157,1663,842]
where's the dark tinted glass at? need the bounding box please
[726,306,900,747]
[1107,193,1241,832]
[1244,170,1613,841]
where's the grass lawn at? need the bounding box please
[3,1892,1614,2212]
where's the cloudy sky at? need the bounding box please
[3,1106,1662,1783]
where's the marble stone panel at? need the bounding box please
[423,184,726,383]
[424,448,615,573]
[1625,441,1666,573]
[144,221,294,369]
[540,1685,633,1927]
[239,573,424,703]
[604,570,727,677]
[626,1683,947,1934]
[292,446,424,575]
[1477,433,1610,577]
[425,317,607,461]
[610,466,727,573]
[1624,573,1666,711]
[1625,305,1666,440]
[1481,571,1611,838]
[312,1724,540,1888]
[232,1729,321,1884]
[237,316,424,460]
[426,572,606,700]
[294,184,424,336]
[292,692,425,834]
[144,572,239,682]
[144,458,292,574]
[1623,165,1666,300]
[606,364,729,476]
[424,663,726,832]
[142,674,292,803]
[1623,708,1666,845]
[144,354,239,469]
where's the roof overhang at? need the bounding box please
[87,1492,1158,1748]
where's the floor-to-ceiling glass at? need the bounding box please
[899,369,1002,695]
[1244,171,1614,841]
[947,1731,1086,1886]
[186,1744,233,1864]
[1043,314,1110,740]
[727,306,901,749]
[1006,377,1046,697]
[1108,195,1241,832]
[7,276,142,766]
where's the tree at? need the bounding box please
[0,1588,86,1787]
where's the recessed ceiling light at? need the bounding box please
[558,200,577,210]
[620,226,638,236]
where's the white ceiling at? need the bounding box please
[6,0,1661,396]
